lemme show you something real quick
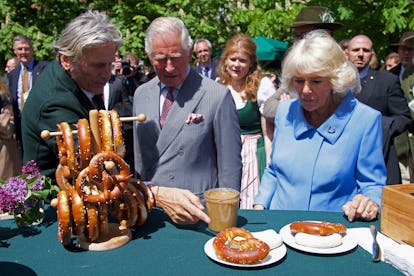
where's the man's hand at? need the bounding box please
[150,186,211,225]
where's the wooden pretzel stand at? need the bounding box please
[45,110,153,251]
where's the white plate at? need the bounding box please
[204,237,287,267]
[279,222,358,254]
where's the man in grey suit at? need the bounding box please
[133,17,242,225]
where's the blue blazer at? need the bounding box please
[255,92,386,211]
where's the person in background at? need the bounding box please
[217,34,275,209]
[193,38,218,80]
[369,50,381,70]
[392,33,414,182]
[346,34,412,185]
[0,77,21,180]
[21,10,123,180]
[389,31,414,79]
[254,30,386,222]
[7,35,49,154]
[121,52,148,101]
[338,39,350,53]
[111,51,122,76]
[5,56,19,74]
[133,17,242,225]
[262,6,342,161]
[382,52,400,72]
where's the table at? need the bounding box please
[0,207,402,275]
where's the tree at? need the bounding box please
[0,0,413,71]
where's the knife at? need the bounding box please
[370,225,382,262]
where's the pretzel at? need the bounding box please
[213,227,270,264]
[110,110,125,157]
[290,221,347,236]
[77,118,92,170]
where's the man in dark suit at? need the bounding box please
[21,10,123,179]
[7,35,49,148]
[346,34,412,185]
[134,17,242,225]
[193,38,218,80]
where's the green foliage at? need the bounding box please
[0,0,413,70]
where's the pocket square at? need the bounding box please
[185,113,203,124]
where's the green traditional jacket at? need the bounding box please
[21,59,95,180]
[395,65,414,160]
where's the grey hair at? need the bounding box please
[280,30,360,102]
[194,38,212,53]
[144,17,193,57]
[13,35,33,48]
[53,10,123,62]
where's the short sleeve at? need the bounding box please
[257,77,276,113]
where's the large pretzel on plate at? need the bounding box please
[213,227,270,264]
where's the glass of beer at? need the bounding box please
[204,188,240,232]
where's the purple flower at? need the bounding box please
[31,176,44,191]
[22,160,40,175]
[0,177,27,213]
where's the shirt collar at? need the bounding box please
[359,65,370,79]
[21,59,34,71]
[292,91,357,144]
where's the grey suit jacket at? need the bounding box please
[133,69,242,197]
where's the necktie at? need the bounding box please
[204,67,209,77]
[160,87,174,128]
[92,94,105,110]
[20,66,29,111]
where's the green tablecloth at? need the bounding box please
[0,207,402,275]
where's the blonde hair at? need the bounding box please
[218,34,262,102]
[0,78,10,99]
[280,30,360,102]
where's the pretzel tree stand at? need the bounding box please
[77,222,132,251]
[45,110,152,251]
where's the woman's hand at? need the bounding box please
[342,194,379,222]
[253,204,265,210]
[279,92,291,101]
[150,186,211,225]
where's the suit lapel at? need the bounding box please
[156,70,205,156]
[358,69,376,104]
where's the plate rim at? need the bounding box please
[204,236,287,268]
[279,221,358,254]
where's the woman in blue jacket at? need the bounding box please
[253,30,386,222]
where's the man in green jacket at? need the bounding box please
[21,10,122,179]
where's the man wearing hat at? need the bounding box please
[390,31,414,79]
[393,32,414,182]
[262,6,342,161]
[288,6,342,43]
